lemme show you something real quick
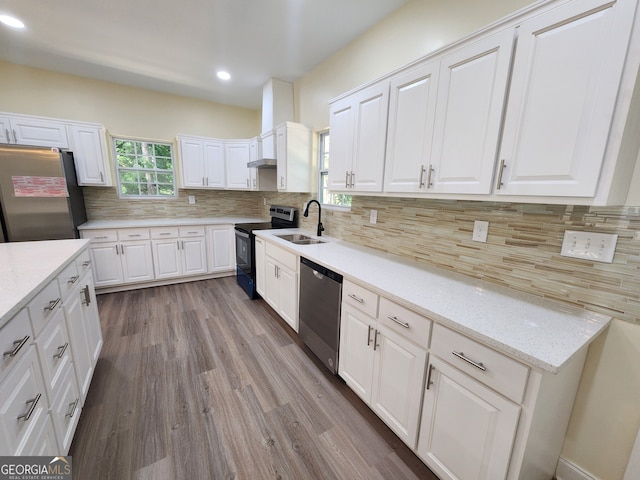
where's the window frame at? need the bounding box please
[317,129,351,210]
[112,137,177,199]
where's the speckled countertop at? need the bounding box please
[256,228,611,374]
[78,217,267,230]
[0,239,90,328]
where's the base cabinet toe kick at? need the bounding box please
[0,245,103,455]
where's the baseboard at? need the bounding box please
[556,457,598,480]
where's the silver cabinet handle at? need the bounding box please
[426,164,434,189]
[181,240,184,249]
[121,244,125,254]
[46,298,61,311]
[127,234,141,238]
[202,177,205,186]
[348,293,364,304]
[426,363,435,390]
[100,171,104,183]
[187,231,198,234]
[4,129,9,143]
[345,171,349,188]
[367,325,373,346]
[17,393,41,421]
[115,244,119,255]
[253,178,257,188]
[496,159,506,190]
[387,316,409,329]
[280,176,285,188]
[418,165,426,188]
[159,232,171,236]
[67,275,79,284]
[94,236,108,240]
[246,178,250,187]
[12,129,17,143]
[82,260,91,267]
[452,351,486,371]
[350,171,355,188]
[373,329,379,351]
[4,335,30,356]
[205,177,209,186]
[81,285,91,306]
[66,398,80,418]
[177,240,180,250]
[54,342,69,359]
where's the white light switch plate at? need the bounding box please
[561,230,618,263]
[370,209,377,224]
[188,195,195,205]
[472,221,489,242]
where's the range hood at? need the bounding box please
[248,78,294,168]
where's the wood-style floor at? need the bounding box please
[69,277,438,480]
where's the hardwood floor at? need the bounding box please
[69,277,438,480]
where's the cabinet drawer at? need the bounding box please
[150,227,179,239]
[118,228,150,241]
[36,308,72,401]
[179,226,205,237]
[0,309,33,383]
[343,280,379,318]
[57,260,80,299]
[27,279,62,337]
[265,242,297,271]
[379,298,431,349]
[431,324,529,403]
[82,229,117,242]
[0,346,48,455]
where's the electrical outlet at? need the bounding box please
[188,195,195,205]
[370,209,377,224]
[263,197,266,206]
[472,221,489,242]
[634,231,640,240]
[561,230,618,263]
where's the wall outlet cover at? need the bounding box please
[472,220,489,242]
[561,230,618,263]
[188,195,195,205]
[370,209,378,224]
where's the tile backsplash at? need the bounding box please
[85,187,640,324]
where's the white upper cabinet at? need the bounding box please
[496,0,637,198]
[384,60,439,193]
[275,122,313,192]
[429,28,514,194]
[225,141,252,190]
[68,124,112,186]
[330,83,389,192]
[178,136,225,189]
[0,115,69,148]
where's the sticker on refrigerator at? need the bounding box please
[11,176,69,197]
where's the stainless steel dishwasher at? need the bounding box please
[299,257,343,374]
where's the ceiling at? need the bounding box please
[0,0,408,109]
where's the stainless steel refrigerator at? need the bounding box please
[0,145,87,242]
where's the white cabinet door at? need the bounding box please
[338,303,376,402]
[429,28,514,194]
[204,141,225,188]
[225,142,252,190]
[50,366,81,453]
[207,225,235,273]
[89,243,124,287]
[152,239,181,279]
[351,83,389,192]
[120,241,155,283]
[417,356,520,480]
[496,0,636,197]
[264,256,280,311]
[64,290,93,402]
[255,237,266,297]
[328,97,355,191]
[0,116,11,144]
[384,60,439,193]
[9,117,69,148]
[68,124,112,186]
[79,275,103,367]
[370,325,427,449]
[181,237,207,276]
[277,264,298,332]
[180,137,206,188]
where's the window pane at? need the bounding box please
[156,157,172,170]
[157,173,173,183]
[117,154,136,168]
[120,183,140,196]
[119,170,139,183]
[154,144,171,157]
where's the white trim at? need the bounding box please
[556,457,598,480]
[624,426,640,480]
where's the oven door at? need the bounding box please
[234,227,253,275]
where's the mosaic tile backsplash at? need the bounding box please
[85,187,640,324]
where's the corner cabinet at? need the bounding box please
[275,122,313,192]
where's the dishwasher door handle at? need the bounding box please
[313,270,324,280]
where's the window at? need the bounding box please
[113,138,176,198]
[318,130,351,208]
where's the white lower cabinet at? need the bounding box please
[255,237,266,297]
[261,240,299,331]
[151,226,207,279]
[339,281,430,448]
[206,225,235,273]
[50,366,81,453]
[417,355,520,480]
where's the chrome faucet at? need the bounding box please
[303,200,324,237]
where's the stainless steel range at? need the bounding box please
[234,205,298,298]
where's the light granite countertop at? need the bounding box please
[256,228,611,374]
[78,217,267,230]
[0,239,90,328]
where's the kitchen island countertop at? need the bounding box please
[0,239,90,328]
[256,228,611,373]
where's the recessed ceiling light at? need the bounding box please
[217,71,231,81]
[0,15,25,29]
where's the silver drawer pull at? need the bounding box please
[81,286,91,306]
[159,232,172,235]
[426,364,435,390]
[54,342,69,359]
[46,298,61,311]
[367,325,373,346]
[452,351,486,372]
[187,231,198,234]
[17,393,41,421]
[127,234,141,237]
[66,398,80,418]
[373,329,380,351]
[348,293,364,304]
[387,316,409,329]
[67,275,79,284]
[94,236,108,240]
[82,260,91,267]
[4,335,30,356]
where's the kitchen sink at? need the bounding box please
[276,233,326,245]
